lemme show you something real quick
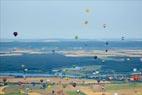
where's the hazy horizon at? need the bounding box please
[1,38,142,42]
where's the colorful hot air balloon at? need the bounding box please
[13,32,18,37]
[48,85,51,89]
[132,74,140,81]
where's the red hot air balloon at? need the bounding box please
[13,32,18,37]
[133,75,140,81]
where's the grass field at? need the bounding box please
[0,78,142,95]
[66,91,86,95]
[106,83,142,91]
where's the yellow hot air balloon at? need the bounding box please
[48,85,51,89]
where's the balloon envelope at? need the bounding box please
[84,21,88,24]
[75,36,78,40]
[13,32,18,37]
[105,49,108,52]
[52,50,55,53]
[21,64,25,68]
[85,9,90,13]
[121,36,124,40]
[105,42,109,45]
[94,56,98,59]
[103,24,106,28]
[97,80,100,83]
[72,82,76,87]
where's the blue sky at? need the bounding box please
[0,0,142,39]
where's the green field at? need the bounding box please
[106,83,142,91]
[1,82,142,95]
[66,91,86,95]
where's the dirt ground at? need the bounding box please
[0,77,142,95]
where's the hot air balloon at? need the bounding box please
[73,65,76,68]
[24,68,28,72]
[95,71,99,74]
[126,58,130,61]
[94,56,98,59]
[40,79,44,83]
[105,42,109,45]
[105,49,108,52]
[72,82,77,87]
[133,68,137,72]
[97,80,100,84]
[75,36,78,40]
[132,75,140,81]
[85,9,90,13]
[48,85,51,89]
[84,21,88,25]
[52,90,55,94]
[62,84,67,88]
[85,8,92,15]
[18,81,24,86]
[13,32,18,37]
[76,89,80,93]
[102,60,105,63]
[52,50,55,54]
[2,78,7,85]
[113,93,118,95]
[103,24,106,28]
[21,64,25,68]
[121,36,124,40]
